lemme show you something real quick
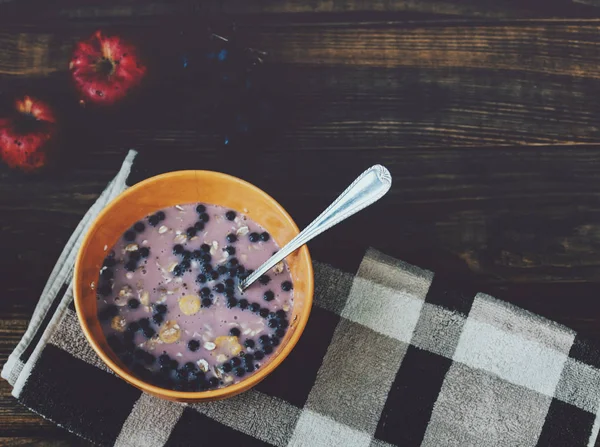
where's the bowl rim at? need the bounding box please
[74,170,314,400]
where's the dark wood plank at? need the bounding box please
[1,0,599,22]
[3,22,600,149]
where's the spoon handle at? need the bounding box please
[239,165,392,291]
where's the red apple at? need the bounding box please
[70,30,146,106]
[0,96,57,172]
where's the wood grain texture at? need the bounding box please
[3,22,600,149]
[1,0,599,21]
[2,3,600,445]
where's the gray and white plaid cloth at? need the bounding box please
[3,150,600,447]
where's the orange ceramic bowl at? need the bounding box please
[74,171,313,402]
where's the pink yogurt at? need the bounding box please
[96,203,294,391]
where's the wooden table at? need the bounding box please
[3,1,600,445]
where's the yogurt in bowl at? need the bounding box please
[74,170,313,402]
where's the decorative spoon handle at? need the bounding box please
[239,165,392,291]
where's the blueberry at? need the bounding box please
[271,336,280,347]
[148,214,160,227]
[186,227,197,238]
[260,232,270,242]
[229,327,241,337]
[235,265,246,276]
[209,270,220,281]
[239,269,254,281]
[199,213,210,223]
[122,331,135,344]
[281,281,293,291]
[200,244,210,253]
[201,253,211,263]
[183,362,196,372]
[275,328,286,338]
[225,246,236,255]
[139,318,150,328]
[173,244,184,255]
[244,353,254,364]
[258,275,271,285]
[103,257,116,268]
[158,354,171,367]
[259,308,270,318]
[152,313,164,325]
[182,250,192,260]
[228,268,238,277]
[227,297,238,308]
[200,263,213,274]
[107,335,124,353]
[224,278,234,287]
[225,211,236,221]
[245,339,255,348]
[189,370,204,381]
[128,298,140,309]
[250,303,260,312]
[263,290,275,302]
[201,297,212,308]
[134,222,145,233]
[129,251,141,262]
[268,319,278,328]
[170,359,179,370]
[180,259,191,269]
[279,319,289,329]
[217,265,228,275]
[235,367,245,377]
[231,357,242,367]
[248,232,260,243]
[200,287,211,297]
[194,221,205,231]
[124,230,136,241]
[188,340,200,352]
[196,204,206,214]
[238,299,249,310]
[175,368,188,381]
[125,260,137,272]
[105,305,119,318]
[225,288,235,298]
[143,327,156,338]
[128,321,140,333]
[156,211,166,221]
[275,309,286,319]
[139,247,150,258]
[245,363,255,373]
[97,283,112,296]
[259,335,271,345]
[264,345,274,354]
[144,352,156,366]
[101,269,113,280]
[221,363,232,373]
[226,233,237,243]
[227,258,239,268]
[196,273,207,284]
[254,350,264,360]
[173,264,186,277]
[214,283,225,293]
[208,377,219,388]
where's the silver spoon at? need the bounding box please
[239,165,392,291]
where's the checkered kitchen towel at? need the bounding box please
[3,150,600,447]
